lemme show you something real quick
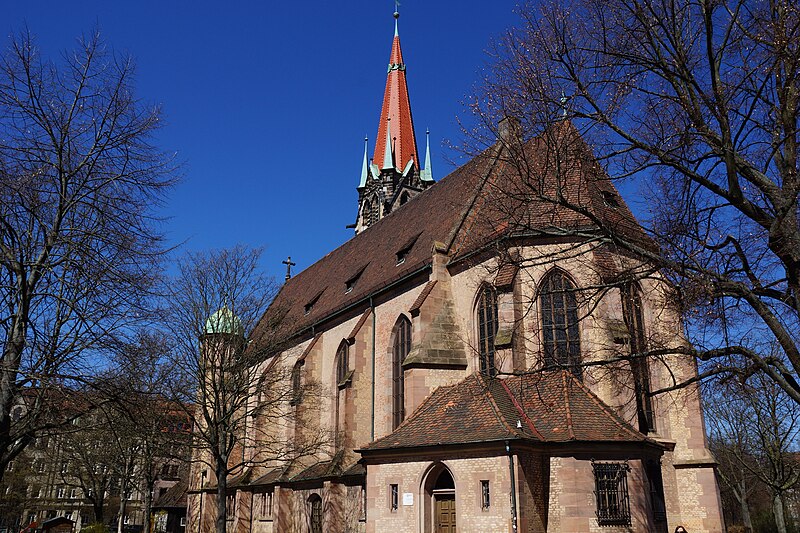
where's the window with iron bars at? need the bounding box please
[593,461,631,526]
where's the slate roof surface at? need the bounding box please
[363,370,653,451]
[256,123,651,344]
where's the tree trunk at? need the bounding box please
[143,479,153,533]
[774,492,787,533]
[215,458,228,533]
[738,478,753,531]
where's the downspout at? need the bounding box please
[198,470,206,533]
[370,296,376,441]
[506,440,518,533]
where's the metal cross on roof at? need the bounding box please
[283,256,296,281]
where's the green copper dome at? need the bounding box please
[204,306,244,336]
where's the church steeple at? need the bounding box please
[354,9,434,235]
[373,11,418,173]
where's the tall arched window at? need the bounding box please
[290,362,303,405]
[392,316,412,429]
[621,282,654,432]
[476,285,498,376]
[539,270,581,377]
[308,494,323,533]
[336,341,349,385]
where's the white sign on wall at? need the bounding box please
[402,493,414,506]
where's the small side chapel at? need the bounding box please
[187,10,725,533]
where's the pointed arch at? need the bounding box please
[420,462,457,533]
[308,493,323,533]
[475,284,498,376]
[621,281,654,432]
[335,340,349,386]
[391,315,412,429]
[539,269,582,377]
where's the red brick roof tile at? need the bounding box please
[362,371,655,452]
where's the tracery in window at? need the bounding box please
[392,316,412,429]
[539,270,581,377]
[309,494,323,533]
[476,285,498,376]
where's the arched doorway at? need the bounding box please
[422,465,457,533]
[433,470,456,532]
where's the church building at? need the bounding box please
[187,11,725,533]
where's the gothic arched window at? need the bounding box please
[621,282,654,432]
[308,494,323,533]
[336,341,349,386]
[392,316,412,429]
[476,285,498,376]
[539,270,581,377]
[290,362,303,405]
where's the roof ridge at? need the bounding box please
[562,371,576,440]
[477,374,519,439]
[444,144,504,254]
[499,377,545,440]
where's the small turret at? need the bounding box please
[204,306,244,337]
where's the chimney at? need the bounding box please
[497,116,522,145]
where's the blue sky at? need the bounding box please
[5,2,521,280]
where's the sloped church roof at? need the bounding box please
[258,123,650,343]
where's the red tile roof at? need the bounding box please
[362,371,656,452]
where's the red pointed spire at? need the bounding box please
[373,12,419,172]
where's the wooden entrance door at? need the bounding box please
[435,494,456,533]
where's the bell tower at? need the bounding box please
[354,10,434,234]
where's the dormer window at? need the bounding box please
[601,191,620,208]
[395,232,421,266]
[304,290,325,316]
[345,266,367,294]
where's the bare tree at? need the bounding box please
[111,331,191,533]
[705,371,800,533]
[0,28,176,479]
[167,246,324,533]
[465,0,800,400]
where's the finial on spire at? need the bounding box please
[358,137,369,188]
[559,90,570,118]
[394,0,400,35]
